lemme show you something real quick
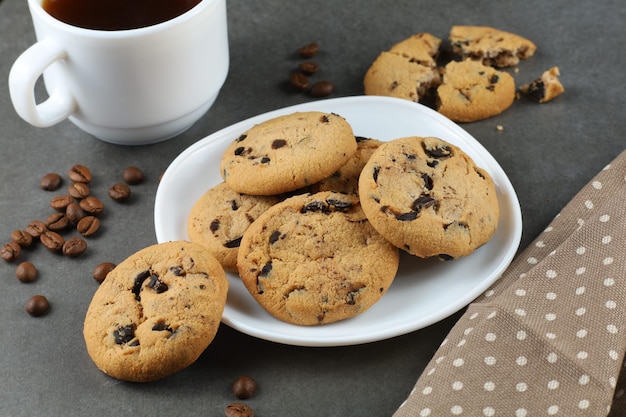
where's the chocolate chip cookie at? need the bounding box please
[188,182,281,272]
[358,136,499,259]
[83,241,228,382]
[220,111,357,195]
[237,191,399,326]
[520,66,565,103]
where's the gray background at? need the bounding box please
[1,0,624,416]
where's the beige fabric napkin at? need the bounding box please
[394,149,626,417]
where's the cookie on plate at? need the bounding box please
[358,136,499,259]
[188,182,281,272]
[220,111,357,195]
[449,25,536,68]
[311,136,383,195]
[364,33,442,103]
[520,66,565,103]
[237,191,399,326]
[436,59,515,122]
[83,241,228,382]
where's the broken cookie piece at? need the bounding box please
[450,25,536,68]
[520,66,565,103]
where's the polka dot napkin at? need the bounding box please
[394,149,626,417]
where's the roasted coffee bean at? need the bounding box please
[40,173,63,191]
[297,41,319,58]
[62,237,87,257]
[298,61,320,75]
[122,166,145,185]
[11,230,33,247]
[309,80,334,97]
[224,403,254,417]
[67,182,90,199]
[45,212,70,232]
[26,220,47,238]
[232,376,257,399]
[93,262,116,284]
[68,164,92,183]
[50,194,75,211]
[77,216,101,237]
[66,202,86,225]
[79,196,104,215]
[1,241,21,263]
[16,261,38,283]
[108,182,131,202]
[25,295,49,317]
[40,231,64,252]
[289,71,309,91]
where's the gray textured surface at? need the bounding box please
[1,0,625,416]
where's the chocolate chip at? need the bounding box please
[132,270,151,300]
[25,295,49,317]
[16,261,37,283]
[234,146,246,156]
[271,139,287,149]
[260,156,271,164]
[148,273,168,294]
[210,219,220,232]
[93,262,115,284]
[490,74,499,84]
[421,173,433,190]
[113,324,136,344]
[232,376,257,399]
[427,160,439,168]
[309,80,334,97]
[438,254,454,261]
[152,322,173,332]
[122,166,144,185]
[62,237,87,257]
[224,237,242,248]
[170,266,185,276]
[396,211,418,221]
[423,143,451,159]
[372,166,380,182]
[297,41,319,58]
[327,198,352,211]
[40,173,63,191]
[260,262,272,277]
[302,200,326,213]
[412,195,436,212]
[236,134,247,142]
[269,230,281,244]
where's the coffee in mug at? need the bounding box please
[41,0,202,31]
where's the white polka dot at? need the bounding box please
[487,311,497,319]
[484,381,495,391]
[576,246,586,255]
[579,374,590,385]
[604,278,615,286]
[610,377,617,388]
[579,399,590,410]
[527,257,538,265]
[606,300,617,309]
[484,289,495,297]
[452,381,463,390]
[440,338,448,347]
[610,350,619,360]
[576,267,586,275]
[544,226,553,232]
[516,356,528,366]
[548,405,559,415]
[546,292,557,300]
[519,272,527,278]
[451,405,463,415]
[457,339,466,347]
[576,329,588,338]
[517,330,527,340]
[427,367,436,376]
[599,214,610,222]
[435,355,446,364]
[515,308,527,316]
[453,358,464,367]
[464,327,474,335]
[470,312,479,320]
[546,269,557,278]
[608,324,618,334]
[546,332,557,339]
[577,218,585,229]
[516,409,528,417]
[535,240,546,247]
[547,380,560,390]
[602,235,612,244]
[484,356,497,365]
[485,332,497,342]
[547,352,558,363]
[422,386,432,395]
[584,200,594,209]
[516,382,528,392]
[604,257,614,265]
[420,408,431,416]
[592,181,603,189]
[483,407,495,416]
[576,307,586,316]
[575,286,586,295]
[545,313,557,321]
[515,288,527,296]
[577,351,589,360]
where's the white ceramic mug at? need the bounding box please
[9,0,229,145]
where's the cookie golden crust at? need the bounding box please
[220,111,357,195]
[436,59,516,122]
[449,25,536,68]
[358,137,499,259]
[237,191,400,326]
[83,241,228,382]
[188,182,281,272]
[364,33,442,102]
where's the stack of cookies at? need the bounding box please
[188,110,499,327]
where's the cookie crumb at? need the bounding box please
[496,125,504,132]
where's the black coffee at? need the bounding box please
[42,0,202,31]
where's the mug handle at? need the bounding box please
[9,38,76,127]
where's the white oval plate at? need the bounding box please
[155,96,522,347]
